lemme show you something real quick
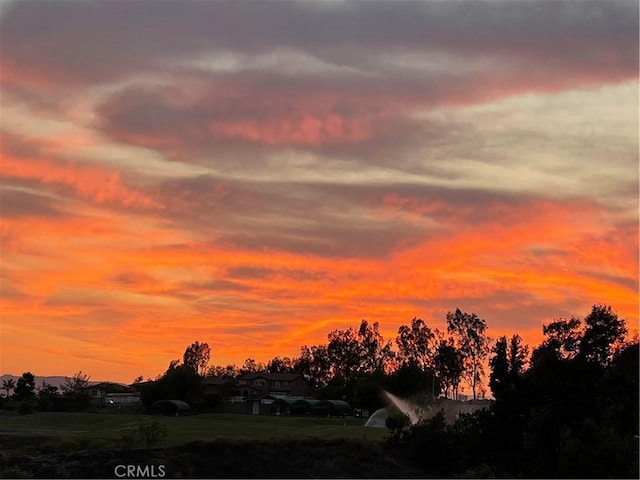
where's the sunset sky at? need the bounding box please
[1,0,638,384]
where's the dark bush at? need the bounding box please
[385,411,410,436]
[398,411,458,476]
[137,419,168,450]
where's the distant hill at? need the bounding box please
[0,374,123,391]
[0,374,69,390]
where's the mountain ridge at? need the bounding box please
[0,374,127,390]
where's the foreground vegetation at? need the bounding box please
[387,308,639,478]
[0,435,421,479]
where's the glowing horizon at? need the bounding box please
[1,1,638,384]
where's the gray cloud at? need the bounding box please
[185,279,254,294]
[2,1,636,89]
[5,1,636,198]
[227,267,275,280]
[92,78,450,168]
[152,172,610,260]
[0,187,65,218]
[581,271,639,293]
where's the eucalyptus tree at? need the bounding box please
[327,319,394,384]
[434,339,465,399]
[295,344,331,390]
[265,356,296,373]
[183,341,211,376]
[238,357,264,374]
[446,308,489,399]
[395,317,436,370]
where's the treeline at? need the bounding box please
[143,307,494,411]
[144,304,635,416]
[1,371,92,413]
[390,304,639,478]
[141,304,638,477]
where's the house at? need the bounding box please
[202,376,235,397]
[87,382,139,406]
[234,373,310,414]
[88,382,131,400]
[236,372,309,398]
[202,376,239,406]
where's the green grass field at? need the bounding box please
[0,412,388,446]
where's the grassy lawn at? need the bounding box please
[0,412,388,446]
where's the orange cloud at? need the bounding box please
[210,113,376,147]
[6,203,638,365]
[2,180,637,383]
[1,154,159,209]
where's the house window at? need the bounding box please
[91,389,98,396]
[238,380,246,385]
[254,379,265,386]
[272,381,280,388]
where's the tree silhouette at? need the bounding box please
[14,372,36,401]
[265,356,295,373]
[183,341,211,376]
[327,319,394,384]
[2,378,16,398]
[508,334,529,378]
[446,308,489,399]
[240,357,265,375]
[490,334,529,401]
[388,361,440,400]
[434,339,464,399]
[579,304,627,365]
[142,364,203,406]
[540,316,582,360]
[61,371,91,396]
[36,381,60,411]
[60,371,91,410]
[358,319,395,374]
[489,336,510,400]
[206,364,239,378]
[295,344,331,390]
[395,317,435,369]
[327,326,363,384]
